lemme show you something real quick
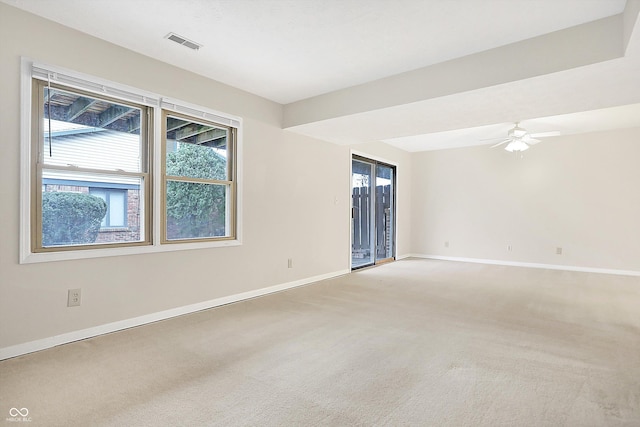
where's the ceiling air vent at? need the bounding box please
[165,32,202,51]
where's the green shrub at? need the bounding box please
[166,143,226,239]
[42,192,107,246]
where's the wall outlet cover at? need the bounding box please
[67,289,81,307]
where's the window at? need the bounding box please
[32,80,150,251]
[22,61,242,262]
[90,188,128,228]
[162,112,236,242]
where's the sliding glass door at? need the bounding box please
[351,156,395,269]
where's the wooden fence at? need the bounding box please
[352,185,392,260]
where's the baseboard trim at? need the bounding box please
[0,269,350,361]
[409,254,640,277]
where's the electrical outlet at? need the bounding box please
[556,247,563,255]
[508,245,513,252]
[67,288,81,307]
[287,258,293,268]
[444,241,449,248]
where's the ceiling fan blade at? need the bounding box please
[525,137,541,145]
[479,136,507,142]
[529,131,560,138]
[490,139,511,148]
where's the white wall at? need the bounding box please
[411,128,640,272]
[0,4,366,353]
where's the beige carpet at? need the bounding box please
[1,259,639,426]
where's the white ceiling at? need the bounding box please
[4,0,640,151]
[384,103,640,152]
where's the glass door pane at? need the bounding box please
[352,159,375,268]
[375,164,394,262]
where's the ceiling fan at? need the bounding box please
[486,122,560,152]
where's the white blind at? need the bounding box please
[160,99,241,129]
[31,62,241,129]
[32,63,160,108]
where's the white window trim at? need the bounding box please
[20,58,243,264]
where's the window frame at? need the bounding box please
[161,110,237,244]
[31,79,152,252]
[20,59,243,264]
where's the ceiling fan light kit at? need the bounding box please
[504,139,529,152]
[489,122,559,153]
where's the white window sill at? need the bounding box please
[20,239,242,264]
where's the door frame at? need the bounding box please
[350,150,398,270]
